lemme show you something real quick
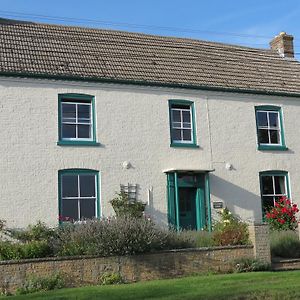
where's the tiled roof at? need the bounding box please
[1,18,300,95]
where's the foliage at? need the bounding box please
[7,221,56,242]
[270,230,300,258]
[233,257,270,273]
[99,272,124,285]
[16,273,65,295]
[110,192,146,218]
[51,217,192,257]
[212,208,250,246]
[177,230,216,248]
[0,240,52,261]
[0,220,6,233]
[265,197,299,231]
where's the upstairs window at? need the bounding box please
[169,100,198,148]
[255,106,287,150]
[259,171,290,214]
[58,94,99,146]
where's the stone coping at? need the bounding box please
[0,244,253,265]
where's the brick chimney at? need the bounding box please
[270,32,294,58]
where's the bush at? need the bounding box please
[51,217,192,257]
[233,257,271,273]
[99,272,124,285]
[213,208,250,246]
[177,230,216,248]
[16,273,65,295]
[270,230,300,258]
[266,197,299,231]
[110,192,146,218]
[0,240,52,260]
[7,221,56,242]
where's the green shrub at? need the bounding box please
[99,272,124,285]
[233,257,271,273]
[213,208,250,246]
[7,221,56,243]
[270,230,300,258]
[0,240,52,261]
[16,273,65,295]
[51,217,192,257]
[110,192,146,218]
[177,230,216,248]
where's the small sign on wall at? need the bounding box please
[213,201,224,209]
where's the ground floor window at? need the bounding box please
[166,172,211,231]
[259,171,290,214]
[59,169,100,222]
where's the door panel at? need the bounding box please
[179,187,197,230]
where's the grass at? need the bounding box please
[3,271,300,300]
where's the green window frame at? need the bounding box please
[259,170,290,215]
[255,105,287,151]
[57,93,100,146]
[168,99,198,148]
[58,169,100,223]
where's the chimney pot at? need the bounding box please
[270,32,294,58]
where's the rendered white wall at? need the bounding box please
[0,77,299,228]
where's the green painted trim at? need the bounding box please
[170,143,199,148]
[2,71,300,98]
[174,172,180,231]
[58,169,100,224]
[255,105,287,150]
[57,141,101,146]
[257,145,288,151]
[195,188,201,231]
[205,173,212,232]
[168,99,198,148]
[259,170,291,218]
[58,93,98,145]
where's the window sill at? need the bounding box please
[170,143,199,148]
[257,145,288,151]
[57,140,101,147]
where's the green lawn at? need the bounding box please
[3,271,300,300]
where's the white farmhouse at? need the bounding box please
[0,18,300,229]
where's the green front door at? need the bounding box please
[179,187,197,230]
[167,172,210,231]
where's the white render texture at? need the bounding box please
[0,77,299,227]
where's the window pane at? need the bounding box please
[172,122,181,128]
[182,110,191,123]
[80,199,96,219]
[183,122,191,129]
[182,129,192,141]
[62,175,78,197]
[62,124,76,138]
[78,125,91,139]
[262,196,275,213]
[257,111,268,127]
[62,199,78,221]
[172,129,181,141]
[62,103,76,120]
[172,110,181,122]
[79,175,96,197]
[261,176,273,195]
[258,129,269,144]
[269,112,279,128]
[78,104,91,122]
[270,130,279,144]
[274,176,285,195]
